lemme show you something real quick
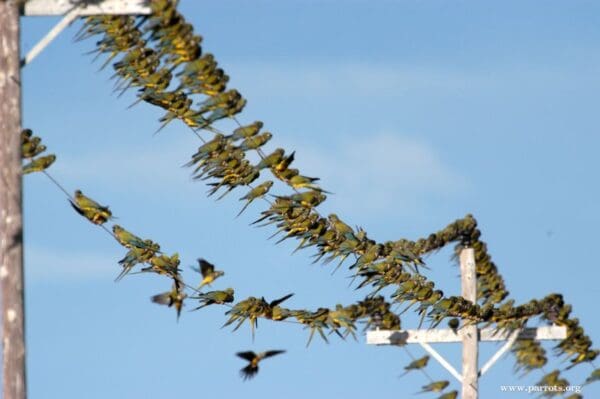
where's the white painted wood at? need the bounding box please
[23,0,151,16]
[480,325,567,341]
[460,248,478,399]
[366,326,567,345]
[479,329,520,377]
[21,9,79,66]
[367,328,462,344]
[419,342,463,383]
[21,0,152,66]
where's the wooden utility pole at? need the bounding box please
[0,1,26,398]
[0,2,151,398]
[367,248,567,399]
[460,248,478,399]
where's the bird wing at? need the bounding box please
[198,258,215,277]
[261,350,286,359]
[69,200,85,215]
[151,292,172,306]
[236,351,256,361]
[270,293,294,307]
[78,193,103,210]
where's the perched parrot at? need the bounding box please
[22,154,56,175]
[418,381,449,393]
[228,121,263,141]
[239,132,272,151]
[112,225,150,249]
[22,136,45,159]
[584,368,600,385]
[237,181,273,217]
[191,288,234,311]
[256,149,284,170]
[399,355,429,378]
[69,189,113,225]
[437,391,458,399]
[448,318,460,334]
[115,245,157,281]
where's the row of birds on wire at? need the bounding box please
[24,129,596,393]
[21,0,597,393]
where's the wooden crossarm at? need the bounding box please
[366,325,567,345]
[23,0,151,16]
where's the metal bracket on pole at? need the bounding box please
[20,0,151,67]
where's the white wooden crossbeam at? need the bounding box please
[366,325,567,345]
[20,1,152,66]
[23,0,151,16]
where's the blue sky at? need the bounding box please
[17,1,600,398]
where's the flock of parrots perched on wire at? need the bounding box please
[19,0,598,395]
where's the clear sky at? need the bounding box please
[17,1,600,398]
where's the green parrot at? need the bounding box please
[237,181,273,217]
[287,174,322,191]
[536,370,560,386]
[239,132,272,151]
[151,281,187,320]
[69,189,113,225]
[22,154,56,175]
[223,297,263,338]
[191,288,234,311]
[270,305,292,321]
[275,167,299,182]
[272,151,295,173]
[566,349,598,370]
[228,121,263,141]
[399,355,429,378]
[236,350,285,380]
[437,391,458,399]
[20,128,33,144]
[22,136,45,159]
[418,381,449,393]
[186,134,226,167]
[115,245,156,281]
[328,214,353,237]
[197,98,247,129]
[261,293,295,319]
[112,225,149,249]
[197,90,241,114]
[287,191,326,207]
[584,368,600,385]
[143,253,181,278]
[192,258,224,289]
[448,318,460,334]
[256,149,284,170]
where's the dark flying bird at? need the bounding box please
[236,350,285,381]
